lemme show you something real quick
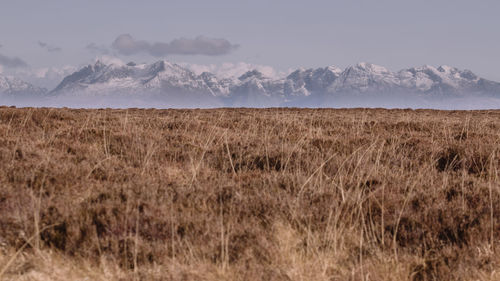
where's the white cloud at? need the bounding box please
[181,62,289,79]
[32,66,76,79]
[13,65,77,89]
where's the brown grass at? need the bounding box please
[0,107,500,280]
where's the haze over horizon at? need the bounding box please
[1,0,500,88]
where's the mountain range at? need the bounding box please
[2,60,500,108]
[0,75,47,97]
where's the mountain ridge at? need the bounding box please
[3,60,500,108]
[0,74,47,96]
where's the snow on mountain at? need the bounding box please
[286,66,342,96]
[48,60,235,107]
[397,65,496,96]
[397,65,473,93]
[0,74,47,96]
[43,60,500,108]
[328,63,401,93]
[321,63,500,97]
[224,70,286,106]
[199,72,232,96]
[51,60,222,97]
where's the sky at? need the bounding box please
[1,0,500,87]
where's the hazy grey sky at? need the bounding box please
[1,0,500,81]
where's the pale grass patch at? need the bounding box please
[0,249,125,281]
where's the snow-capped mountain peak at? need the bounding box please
[39,60,500,107]
[238,70,266,81]
[0,74,47,96]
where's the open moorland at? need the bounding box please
[0,107,499,280]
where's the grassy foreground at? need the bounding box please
[0,107,499,280]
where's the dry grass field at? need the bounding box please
[1,107,500,280]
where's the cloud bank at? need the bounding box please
[38,41,62,53]
[0,53,28,68]
[181,62,289,79]
[111,34,239,57]
[13,65,77,89]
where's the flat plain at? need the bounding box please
[0,107,499,280]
